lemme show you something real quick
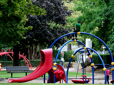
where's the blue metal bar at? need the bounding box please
[81,53,84,75]
[87,48,105,67]
[86,47,107,84]
[49,32,76,48]
[54,70,55,83]
[55,39,87,63]
[51,38,92,83]
[74,48,84,55]
[66,57,72,83]
[105,71,107,84]
[44,74,45,83]
[92,66,94,84]
[76,40,85,46]
[80,32,113,62]
[55,40,73,63]
[49,32,110,84]
[73,47,107,84]
[49,32,113,62]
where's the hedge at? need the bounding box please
[0,59,63,67]
[53,49,62,59]
[92,54,112,64]
[53,49,77,62]
[64,50,77,62]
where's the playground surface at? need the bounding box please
[0,66,112,84]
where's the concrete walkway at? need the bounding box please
[0,77,111,84]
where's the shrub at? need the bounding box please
[1,61,13,67]
[53,49,62,59]
[20,60,41,67]
[0,59,63,67]
[64,50,76,62]
[92,54,112,65]
[92,54,101,64]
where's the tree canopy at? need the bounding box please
[0,0,45,46]
[22,0,72,48]
[73,0,114,51]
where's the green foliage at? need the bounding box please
[20,60,41,67]
[1,60,41,67]
[92,54,112,64]
[0,0,45,46]
[72,0,114,50]
[92,54,101,64]
[1,61,13,67]
[64,50,76,62]
[106,0,114,52]
[64,2,81,30]
[53,49,62,59]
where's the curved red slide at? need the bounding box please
[8,48,53,83]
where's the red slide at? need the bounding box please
[8,48,53,83]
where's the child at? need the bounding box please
[73,21,81,40]
[106,69,110,84]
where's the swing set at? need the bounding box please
[72,50,91,83]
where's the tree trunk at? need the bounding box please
[28,44,38,60]
[37,45,45,59]
[13,45,20,66]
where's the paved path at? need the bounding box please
[0,77,112,84]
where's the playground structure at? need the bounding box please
[19,52,32,69]
[0,49,32,69]
[7,32,114,84]
[72,50,92,84]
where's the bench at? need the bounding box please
[6,66,32,78]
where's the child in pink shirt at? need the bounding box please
[106,69,110,84]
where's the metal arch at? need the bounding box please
[54,40,86,83]
[54,40,73,63]
[54,39,94,83]
[54,40,86,63]
[49,32,113,62]
[67,47,107,84]
[49,32,111,84]
[80,32,113,62]
[49,32,76,48]
[55,39,93,64]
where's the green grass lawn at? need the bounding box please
[0,71,32,78]
[0,71,92,78]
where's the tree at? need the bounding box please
[21,0,72,60]
[0,0,45,65]
[0,0,45,46]
[106,0,114,52]
[73,0,113,50]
